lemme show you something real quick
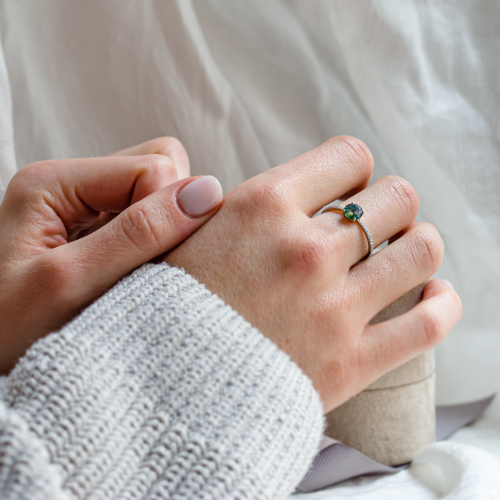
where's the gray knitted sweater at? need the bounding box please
[0,264,323,499]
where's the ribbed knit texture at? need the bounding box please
[0,264,324,499]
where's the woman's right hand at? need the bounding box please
[0,137,223,374]
[165,136,462,413]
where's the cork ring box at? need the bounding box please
[325,282,434,465]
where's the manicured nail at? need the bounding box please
[177,176,223,217]
[442,279,454,290]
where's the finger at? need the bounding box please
[44,175,223,302]
[11,155,181,246]
[365,279,462,374]
[259,136,373,215]
[348,222,444,320]
[312,175,419,266]
[110,136,190,180]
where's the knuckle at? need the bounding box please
[385,175,419,217]
[228,178,288,218]
[409,227,443,273]
[150,136,187,157]
[420,307,444,346]
[18,160,46,176]
[120,201,167,251]
[284,230,328,274]
[301,136,373,188]
[331,135,374,179]
[11,161,52,187]
[150,136,189,174]
[142,153,177,179]
[33,253,76,306]
[7,161,58,201]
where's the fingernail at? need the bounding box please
[443,279,454,290]
[177,176,223,217]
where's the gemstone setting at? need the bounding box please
[343,203,363,221]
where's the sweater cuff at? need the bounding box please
[3,263,324,499]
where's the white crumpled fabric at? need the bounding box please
[0,1,499,498]
[295,442,500,500]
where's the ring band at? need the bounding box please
[314,202,374,259]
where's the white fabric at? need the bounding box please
[0,0,499,498]
[295,442,500,500]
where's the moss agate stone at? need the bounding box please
[343,203,363,220]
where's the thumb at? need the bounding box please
[56,175,222,301]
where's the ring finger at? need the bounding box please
[312,175,420,267]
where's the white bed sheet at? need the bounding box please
[0,1,499,498]
[292,399,500,499]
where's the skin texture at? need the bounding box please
[0,134,461,415]
[165,136,463,413]
[0,137,222,374]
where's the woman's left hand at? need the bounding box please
[165,136,462,413]
[0,137,223,373]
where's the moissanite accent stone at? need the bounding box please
[343,203,363,221]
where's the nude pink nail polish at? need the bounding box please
[177,176,223,217]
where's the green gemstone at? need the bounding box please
[343,203,363,220]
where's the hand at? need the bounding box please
[166,136,462,413]
[0,137,223,373]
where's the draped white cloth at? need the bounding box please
[0,1,499,498]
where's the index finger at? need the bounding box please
[110,136,191,180]
[46,155,179,213]
[7,155,179,248]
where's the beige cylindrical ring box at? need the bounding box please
[325,282,435,466]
